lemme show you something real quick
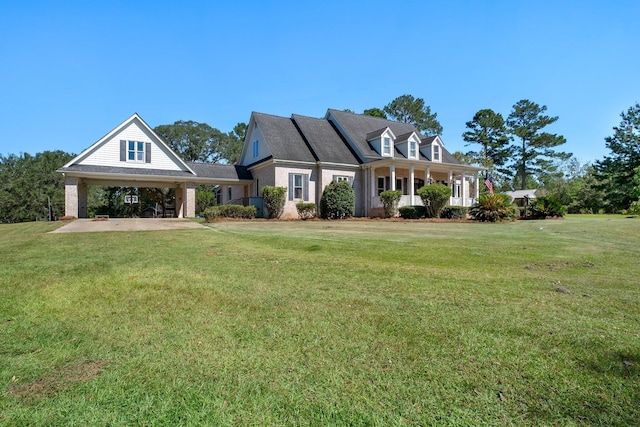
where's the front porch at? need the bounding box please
[366,161,483,215]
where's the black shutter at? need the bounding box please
[303,174,309,201]
[288,173,294,200]
[120,140,126,162]
[145,143,151,163]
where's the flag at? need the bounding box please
[484,175,494,195]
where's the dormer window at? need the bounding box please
[409,140,417,158]
[383,137,391,156]
[433,144,440,162]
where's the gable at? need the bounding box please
[240,112,315,165]
[239,118,272,166]
[63,114,193,173]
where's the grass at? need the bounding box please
[0,216,639,426]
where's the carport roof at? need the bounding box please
[58,163,252,182]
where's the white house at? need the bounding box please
[59,110,483,219]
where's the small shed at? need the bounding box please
[505,189,539,205]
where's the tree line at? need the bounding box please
[1,99,639,222]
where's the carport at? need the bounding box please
[57,113,252,219]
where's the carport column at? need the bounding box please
[64,176,79,218]
[78,180,88,218]
[475,172,480,200]
[185,182,196,218]
[175,183,184,218]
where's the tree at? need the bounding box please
[363,108,387,119]
[222,122,247,165]
[383,94,443,136]
[0,150,73,223]
[506,100,571,190]
[154,120,233,163]
[593,103,640,211]
[462,109,511,177]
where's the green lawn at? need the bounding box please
[1,217,638,426]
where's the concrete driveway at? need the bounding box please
[50,218,207,233]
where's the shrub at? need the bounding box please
[261,186,286,219]
[417,184,451,218]
[320,180,355,219]
[529,196,567,218]
[296,202,317,220]
[204,205,257,221]
[379,190,402,218]
[399,205,427,219]
[440,206,468,219]
[469,193,516,222]
[195,187,217,215]
[627,200,640,215]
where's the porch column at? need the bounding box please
[64,176,79,218]
[475,172,480,200]
[448,169,453,205]
[390,164,396,191]
[410,166,415,205]
[370,166,376,198]
[462,173,468,207]
[425,167,431,184]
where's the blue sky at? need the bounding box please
[1,0,638,164]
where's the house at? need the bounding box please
[59,110,483,219]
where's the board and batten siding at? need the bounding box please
[79,121,184,171]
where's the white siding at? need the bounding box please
[80,120,185,171]
[240,124,271,166]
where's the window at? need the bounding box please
[333,175,350,183]
[409,140,417,158]
[382,137,391,156]
[433,145,440,162]
[294,174,303,199]
[227,186,232,201]
[128,141,145,162]
[289,173,309,201]
[414,178,424,195]
[377,176,390,195]
[252,140,259,158]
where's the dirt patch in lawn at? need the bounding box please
[7,360,109,400]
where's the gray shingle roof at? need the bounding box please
[253,112,316,163]
[328,109,460,165]
[58,164,197,177]
[58,163,252,181]
[187,162,252,180]
[291,114,359,165]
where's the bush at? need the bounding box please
[296,202,317,220]
[440,206,468,219]
[261,186,286,219]
[627,200,640,215]
[195,187,217,215]
[529,196,567,218]
[204,205,257,221]
[399,205,427,219]
[320,180,355,219]
[417,184,451,218]
[469,193,516,222]
[379,190,402,218]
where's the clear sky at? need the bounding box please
[1,0,638,164]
